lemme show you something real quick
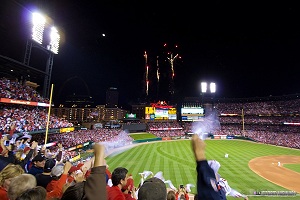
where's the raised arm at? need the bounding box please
[191,134,221,200]
[83,143,107,200]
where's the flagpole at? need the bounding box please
[45,84,54,145]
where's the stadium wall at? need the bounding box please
[122,123,147,132]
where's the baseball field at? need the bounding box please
[105,136,300,199]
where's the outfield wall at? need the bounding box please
[133,137,162,143]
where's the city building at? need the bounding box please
[131,104,146,120]
[103,107,128,121]
[52,104,105,124]
[106,87,118,108]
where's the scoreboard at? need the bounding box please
[145,101,177,120]
[181,107,205,121]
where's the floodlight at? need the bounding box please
[48,27,60,54]
[32,12,46,44]
[201,82,207,93]
[24,12,61,98]
[210,82,216,93]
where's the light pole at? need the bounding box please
[23,12,60,98]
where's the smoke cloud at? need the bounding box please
[192,110,221,140]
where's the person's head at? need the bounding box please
[15,186,47,200]
[32,154,46,168]
[0,163,24,189]
[14,149,25,161]
[194,194,198,200]
[138,177,167,200]
[7,174,37,200]
[167,190,176,200]
[43,158,56,173]
[60,182,85,200]
[111,167,128,187]
[179,194,186,200]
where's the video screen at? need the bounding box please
[181,107,205,121]
[145,106,177,120]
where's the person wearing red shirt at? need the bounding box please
[175,189,189,200]
[106,167,130,200]
[46,162,72,200]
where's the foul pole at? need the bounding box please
[45,84,54,145]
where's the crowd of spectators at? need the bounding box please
[0,132,202,200]
[148,130,186,138]
[0,78,73,135]
[0,135,107,200]
[31,129,132,148]
[0,77,49,103]
[0,128,196,200]
[0,105,73,134]
[214,98,300,149]
[215,98,300,115]
[147,121,182,130]
[219,115,300,124]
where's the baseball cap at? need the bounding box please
[32,154,46,162]
[51,164,64,177]
[44,158,56,173]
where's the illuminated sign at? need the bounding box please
[145,107,155,114]
[126,113,136,118]
[168,108,176,114]
[0,98,50,107]
[60,127,75,133]
[145,103,177,120]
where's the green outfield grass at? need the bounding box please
[105,139,300,200]
[283,164,300,173]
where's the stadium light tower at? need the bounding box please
[200,82,216,111]
[23,12,60,98]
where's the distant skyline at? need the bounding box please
[1,1,300,108]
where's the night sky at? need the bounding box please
[1,1,300,108]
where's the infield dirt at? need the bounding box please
[249,155,300,193]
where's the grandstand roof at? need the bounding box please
[0,54,46,81]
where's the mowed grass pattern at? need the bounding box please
[105,139,300,200]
